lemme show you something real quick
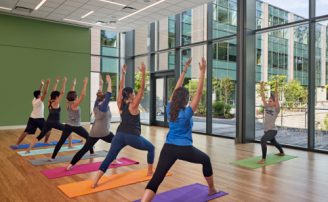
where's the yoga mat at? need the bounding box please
[232,154,297,169]
[10,139,82,150]
[30,150,108,166]
[17,145,83,157]
[134,183,228,202]
[58,168,172,198]
[41,157,139,179]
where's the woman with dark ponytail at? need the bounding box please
[26,77,68,153]
[141,58,217,202]
[66,74,115,171]
[91,63,155,188]
[50,77,95,160]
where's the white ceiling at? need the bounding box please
[0,0,212,32]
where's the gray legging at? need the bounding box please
[261,130,284,159]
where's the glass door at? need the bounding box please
[153,71,175,126]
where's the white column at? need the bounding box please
[288,13,294,81]
[91,28,101,72]
[262,3,269,82]
[321,25,326,87]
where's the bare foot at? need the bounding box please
[90,152,97,156]
[48,158,55,162]
[91,181,98,189]
[68,145,74,149]
[208,187,218,196]
[147,170,153,176]
[25,150,31,154]
[275,152,285,156]
[257,159,265,164]
[66,164,73,171]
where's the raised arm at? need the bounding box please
[130,63,145,110]
[98,75,112,112]
[40,79,50,101]
[189,57,206,112]
[52,77,60,91]
[117,64,127,109]
[70,78,77,91]
[39,80,44,91]
[58,77,67,103]
[274,80,279,109]
[72,77,88,108]
[170,58,192,101]
[260,81,267,107]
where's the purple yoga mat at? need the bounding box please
[41,157,139,179]
[134,183,228,202]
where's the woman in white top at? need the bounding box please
[15,79,51,147]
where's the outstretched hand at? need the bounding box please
[198,57,206,73]
[83,77,88,85]
[73,78,77,85]
[46,79,50,84]
[122,64,127,75]
[106,74,111,83]
[41,80,45,85]
[183,57,192,72]
[138,62,146,74]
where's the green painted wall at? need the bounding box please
[0,14,91,126]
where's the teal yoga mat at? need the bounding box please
[17,145,83,157]
[30,150,108,166]
[232,154,297,169]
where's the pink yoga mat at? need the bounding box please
[41,157,139,179]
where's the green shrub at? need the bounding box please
[213,101,231,117]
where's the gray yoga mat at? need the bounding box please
[29,150,108,166]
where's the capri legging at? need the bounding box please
[70,132,114,165]
[36,121,64,141]
[51,124,94,159]
[98,132,155,173]
[146,143,213,193]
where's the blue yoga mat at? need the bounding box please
[10,139,82,150]
[17,145,83,157]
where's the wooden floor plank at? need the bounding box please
[0,124,327,202]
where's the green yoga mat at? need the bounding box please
[232,154,297,169]
[18,145,83,157]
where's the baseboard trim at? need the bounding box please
[0,122,91,130]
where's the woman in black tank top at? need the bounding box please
[91,63,155,188]
[26,77,68,153]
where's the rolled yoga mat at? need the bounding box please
[30,150,108,166]
[58,168,172,198]
[134,183,228,202]
[17,145,83,157]
[41,157,139,179]
[231,154,297,169]
[10,139,82,150]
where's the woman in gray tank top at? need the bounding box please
[50,78,95,160]
[66,74,114,171]
[258,80,284,164]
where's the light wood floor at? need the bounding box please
[0,124,327,202]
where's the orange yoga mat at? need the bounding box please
[58,168,172,198]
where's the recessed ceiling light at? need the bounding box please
[119,0,166,21]
[64,18,115,29]
[81,10,94,19]
[99,0,126,7]
[35,0,47,10]
[0,6,12,10]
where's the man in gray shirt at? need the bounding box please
[258,80,284,164]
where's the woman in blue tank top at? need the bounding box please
[141,58,217,201]
[91,63,155,188]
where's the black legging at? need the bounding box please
[36,121,64,141]
[146,143,213,193]
[51,125,94,159]
[261,130,284,159]
[70,133,114,165]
